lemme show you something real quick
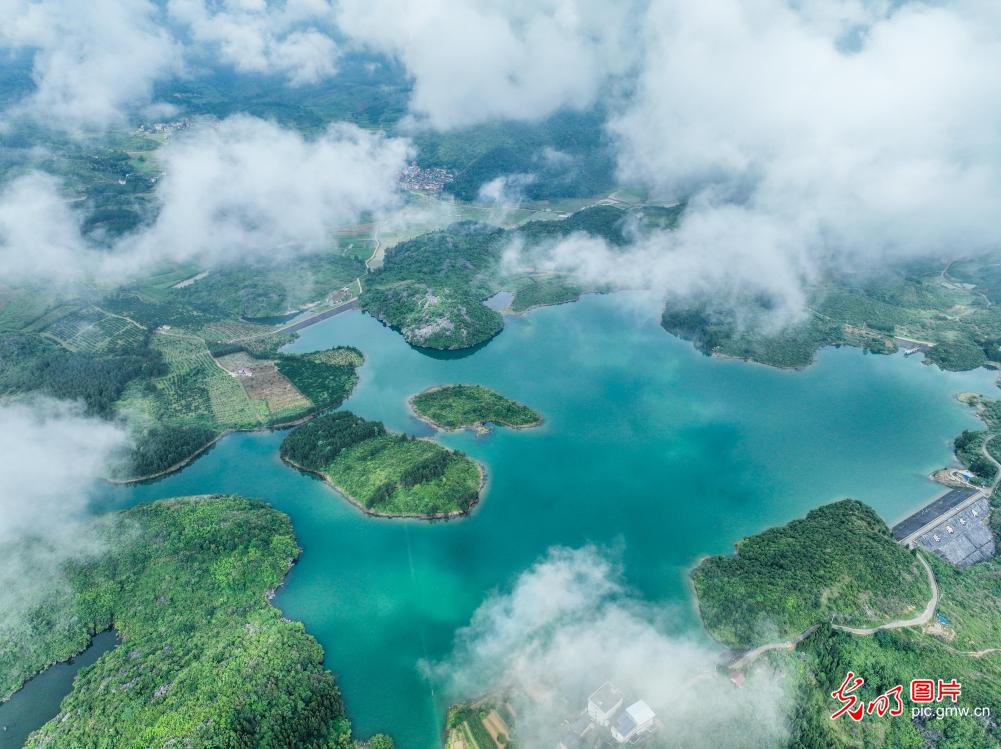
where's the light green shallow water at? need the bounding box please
[81,294,996,748]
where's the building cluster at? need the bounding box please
[558,682,658,748]
[137,119,191,135]
[398,161,453,192]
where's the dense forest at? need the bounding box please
[281,411,387,469]
[122,423,220,478]
[276,347,364,411]
[0,331,166,418]
[2,495,393,747]
[692,500,931,648]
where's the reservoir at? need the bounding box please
[0,631,117,749]
[78,294,994,749]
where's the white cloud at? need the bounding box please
[0,172,91,286]
[0,0,181,131]
[595,0,1001,318]
[0,397,130,657]
[430,546,789,748]
[0,116,411,284]
[335,0,641,128]
[125,115,410,269]
[0,397,128,545]
[168,0,340,85]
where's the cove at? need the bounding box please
[78,293,995,749]
[0,631,117,749]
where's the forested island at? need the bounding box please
[280,411,483,517]
[691,488,1001,748]
[692,500,931,649]
[409,384,541,433]
[1,495,392,748]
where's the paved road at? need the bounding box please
[273,298,359,335]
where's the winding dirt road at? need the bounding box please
[833,554,939,636]
[731,553,939,669]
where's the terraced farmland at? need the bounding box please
[43,307,146,353]
[140,330,260,428]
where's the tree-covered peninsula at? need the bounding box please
[280,411,483,517]
[1,495,392,748]
[410,384,541,432]
[692,500,931,649]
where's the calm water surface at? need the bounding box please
[21,295,1000,748]
[0,632,117,748]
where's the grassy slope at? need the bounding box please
[3,495,361,748]
[411,384,540,430]
[510,276,583,313]
[692,500,931,648]
[280,411,482,517]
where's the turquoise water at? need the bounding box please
[79,295,995,748]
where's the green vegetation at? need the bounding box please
[510,276,583,312]
[410,384,540,431]
[446,705,502,749]
[0,260,368,481]
[787,621,1001,749]
[276,347,364,411]
[116,337,363,478]
[166,254,362,321]
[281,411,482,517]
[360,223,507,349]
[952,430,996,485]
[787,544,1001,748]
[0,330,165,417]
[779,398,1001,748]
[443,702,516,749]
[692,500,931,648]
[2,495,371,747]
[124,424,220,478]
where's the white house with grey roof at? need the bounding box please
[610,700,656,744]
[587,682,624,726]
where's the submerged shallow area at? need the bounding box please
[30,294,995,749]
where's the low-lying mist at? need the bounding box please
[428,546,790,748]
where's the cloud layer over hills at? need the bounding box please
[0,117,410,285]
[1,0,1000,318]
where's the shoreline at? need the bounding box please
[406,385,544,435]
[1,629,118,706]
[280,452,486,521]
[106,409,331,486]
[107,359,364,485]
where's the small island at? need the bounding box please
[280,411,483,518]
[409,384,542,433]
